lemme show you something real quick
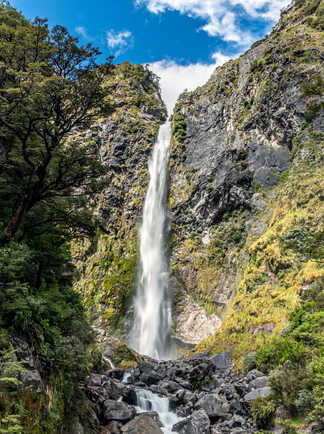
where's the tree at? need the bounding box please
[0,6,114,244]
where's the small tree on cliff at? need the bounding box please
[0,5,114,243]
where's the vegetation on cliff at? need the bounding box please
[72,63,166,336]
[0,3,115,431]
[169,0,323,429]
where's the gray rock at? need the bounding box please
[210,351,231,370]
[20,369,43,392]
[70,420,84,434]
[244,386,272,402]
[101,421,122,434]
[195,393,230,421]
[173,409,210,434]
[121,414,163,434]
[85,373,104,387]
[249,376,269,390]
[246,369,265,381]
[103,400,135,422]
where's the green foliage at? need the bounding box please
[250,58,265,73]
[113,341,142,369]
[0,4,109,431]
[302,75,324,97]
[280,228,324,262]
[255,337,307,373]
[305,102,324,122]
[256,278,324,424]
[243,352,257,373]
[0,348,25,433]
[0,5,113,244]
[254,183,261,192]
[250,396,276,429]
[173,114,187,144]
[280,170,289,182]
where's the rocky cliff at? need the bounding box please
[72,62,166,337]
[169,0,323,364]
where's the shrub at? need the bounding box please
[243,352,257,373]
[250,396,276,428]
[256,337,307,373]
[269,362,308,414]
[250,58,265,73]
[302,75,324,97]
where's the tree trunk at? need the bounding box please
[0,201,29,245]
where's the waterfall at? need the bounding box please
[122,372,183,433]
[130,122,173,360]
[135,389,183,434]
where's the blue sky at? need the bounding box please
[10,0,291,111]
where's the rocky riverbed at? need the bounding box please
[80,351,272,433]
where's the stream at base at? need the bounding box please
[123,372,183,433]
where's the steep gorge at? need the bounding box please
[1,0,323,432]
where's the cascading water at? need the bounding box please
[135,389,183,434]
[130,66,214,360]
[130,121,173,360]
[122,372,183,433]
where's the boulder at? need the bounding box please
[121,414,163,434]
[103,400,135,422]
[210,352,231,370]
[249,376,269,390]
[244,386,272,402]
[173,409,210,434]
[195,393,230,422]
[20,369,43,392]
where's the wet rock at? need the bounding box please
[173,409,210,434]
[100,421,122,434]
[103,400,135,422]
[86,373,105,387]
[121,414,163,434]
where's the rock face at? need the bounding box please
[72,62,167,338]
[169,0,324,353]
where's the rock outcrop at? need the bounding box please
[169,0,324,355]
[72,62,166,337]
[77,353,268,433]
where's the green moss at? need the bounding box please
[113,341,143,368]
[250,58,265,73]
[172,114,187,145]
[302,75,324,97]
[192,132,324,371]
[73,232,138,334]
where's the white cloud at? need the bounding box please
[75,26,91,40]
[136,0,290,44]
[149,52,231,113]
[107,30,133,55]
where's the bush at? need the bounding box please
[250,58,265,73]
[250,396,276,429]
[256,337,307,373]
[243,352,257,373]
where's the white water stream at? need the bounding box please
[136,389,183,434]
[123,372,183,433]
[130,122,173,360]
[129,66,215,360]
